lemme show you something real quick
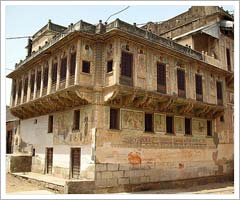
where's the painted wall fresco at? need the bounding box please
[53,106,92,145]
[174,116,185,134]
[154,113,166,133]
[121,109,144,131]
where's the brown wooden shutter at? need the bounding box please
[73,110,80,130]
[24,77,28,96]
[110,108,119,129]
[18,80,22,97]
[48,115,53,133]
[166,116,173,134]
[36,70,41,91]
[121,51,133,77]
[157,63,166,93]
[46,148,53,174]
[30,73,35,93]
[43,66,48,88]
[52,63,57,84]
[145,113,153,132]
[217,82,223,100]
[13,80,16,100]
[195,74,203,101]
[226,48,231,71]
[177,69,185,97]
[70,52,76,76]
[60,57,67,81]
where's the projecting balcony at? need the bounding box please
[10,85,93,119]
[103,85,225,120]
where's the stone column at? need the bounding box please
[10,79,14,107]
[20,76,24,104]
[33,67,37,99]
[40,64,44,97]
[14,80,19,106]
[66,47,71,88]
[113,38,120,85]
[56,55,61,91]
[47,58,52,95]
[27,70,31,102]
[74,39,81,85]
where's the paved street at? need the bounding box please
[6,173,234,195]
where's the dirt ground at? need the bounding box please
[6,173,234,194]
[6,173,44,193]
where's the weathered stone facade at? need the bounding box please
[7,6,234,193]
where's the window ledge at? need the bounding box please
[206,135,213,138]
[80,72,91,76]
[72,129,80,132]
[108,129,121,132]
[165,133,176,136]
[184,134,193,137]
[106,71,113,76]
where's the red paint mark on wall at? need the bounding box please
[128,152,142,164]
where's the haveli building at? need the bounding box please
[7,6,234,193]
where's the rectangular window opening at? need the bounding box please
[48,115,53,133]
[107,60,113,73]
[177,69,186,98]
[121,51,133,77]
[24,77,28,96]
[195,74,203,101]
[36,70,41,91]
[43,66,49,88]
[73,110,80,130]
[145,113,153,132]
[216,81,223,105]
[226,48,231,71]
[82,60,90,73]
[157,62,166,93]
[185,118,192,135]
[70,52,76,76]
[166,116,174,134]
[60,57,67,81]
[52,63,58,84]
[110,108,119,130]
[207,120,212,136]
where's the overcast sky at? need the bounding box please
[4,4,234,105]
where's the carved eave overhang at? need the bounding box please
[10,85,93,119]
[226,72,234,88]
[103,85,225,119]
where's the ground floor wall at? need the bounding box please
[16,105,95,180]
[94,106,234,189]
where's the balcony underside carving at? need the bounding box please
[10,86,92,119]
[104,86,225,119]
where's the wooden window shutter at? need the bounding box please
[157,63,166,93]
[121,51,133,77]
[73,110,80,130]
[177,69,185,90]
[217,81,223,100]
[70,52,76,76]
[195,74,202,95]
[30,73,35,93]
[18,80,22,97]
[52,63,58,84]
[60,57,67,81]
[36,70,41,91]
[48,115,53,133]
[13,80,16,100]
[24,77,28,96]
[43,66,48,88]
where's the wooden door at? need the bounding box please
[6,130,13,154]
[71,148,81,179]
[46,148,53,174]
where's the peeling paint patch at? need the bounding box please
[128,152,142,165]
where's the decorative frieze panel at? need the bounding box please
[121,109,144,131]
[174,116,185,134]
[192,118,207,136]
[154,113,166,133]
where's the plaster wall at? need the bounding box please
[19,105,94,179]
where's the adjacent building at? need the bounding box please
[7,6,234,193]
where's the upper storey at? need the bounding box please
[7,18,232,119]
[143,6,234,72]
